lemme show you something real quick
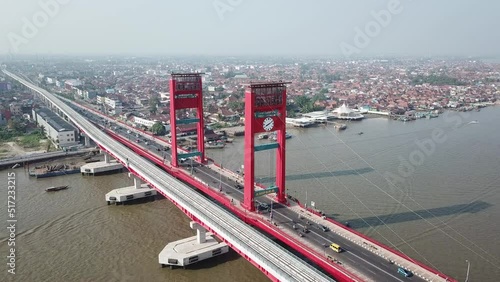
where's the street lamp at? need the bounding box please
[270,200,273,224]
[465,260,470,282]
[219,150,223,192]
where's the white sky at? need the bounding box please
[1,0,499,57]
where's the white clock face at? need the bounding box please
[263,117,274,131]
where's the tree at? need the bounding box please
[286,101,298,113]
[313,92,327,102]
[149,96,160,114]
[294,96,314,112]
[294,96,311,109]
[151,122,166,136]
[324,73,341,83]
[223,71,235,79]
[410,74,465,86]
[228,101,245,112]
[7,119,24,132]
[39,125,46,138]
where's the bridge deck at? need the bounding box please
[5,70,333,282]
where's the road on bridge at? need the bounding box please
[75,103,429,282]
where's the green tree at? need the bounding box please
[324,73,341,83]
[294,96,311,109]
[411,74,465,86]
[151,122,166,136]
[228,101,245,112]
[39,125,46,138]
[313,92,327,102]
[223,71,235,79]
[7,119,24,132]
[149,96,160,114]
[286,101,298,113]
[294,96,316,113]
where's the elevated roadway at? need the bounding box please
[68,98,457,282]
[4,69,334,282]
[6,69,458,282]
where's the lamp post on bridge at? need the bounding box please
[219,150,223,193]
[465,259,470,282]
[270,199,273,224]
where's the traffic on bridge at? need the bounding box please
[4,69,334,282]
[4,68,457,282]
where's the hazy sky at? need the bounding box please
[1,0,499,57]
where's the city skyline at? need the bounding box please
[1,0,499,57]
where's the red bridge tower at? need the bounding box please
[169,73,205,167]
[243,82,290,212]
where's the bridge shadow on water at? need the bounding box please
[112,194,167,206]
[337,200,492,229]
[256,167,374,183]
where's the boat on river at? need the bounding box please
[45,185,69,192]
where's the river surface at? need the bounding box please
[1,107,499,282]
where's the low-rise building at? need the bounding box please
[32,108,80,149]
[0,82,12,91]
[65,79,82,90]
[9,103,23,116]
[134,116,157,128]
[0,113,6,126]
[97,94,122,115]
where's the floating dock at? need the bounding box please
[32,168,80,178]
[105,184,157,205]
[159,222,229,268]
[81,161,124,175]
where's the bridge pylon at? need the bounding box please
[243,82,290,212]
[169,73,205,167]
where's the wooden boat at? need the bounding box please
[45,185,69,192]
[334,123,347,130]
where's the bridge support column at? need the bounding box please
[190,222,206,244]
[128,173,142,189]
[169,73,205,167]
[243,82,289,212]
[104,153,110,163]
[84,135,90,147]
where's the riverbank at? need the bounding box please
[0,141,49,159]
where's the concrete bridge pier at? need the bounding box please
[190,222,207,244]
[158,221,228,268]
[129,173,142,189]
[104,152,110,163]
[84,135,91,147]
[104,173,157,205]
